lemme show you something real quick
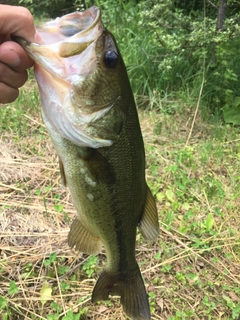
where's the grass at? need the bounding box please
[0,80,240,320]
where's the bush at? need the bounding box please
[7,0,240,117]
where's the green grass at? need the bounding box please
[0,80,240,319]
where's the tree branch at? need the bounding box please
[207,0,218,9]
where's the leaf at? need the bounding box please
[54,204,63,212]
[233,96,240,107]
[44,252,57,266]
[40,282,52,307]
[222,104,240,125]
[165,189,175,202]
[154,252,161,260]
[157,298,164,311]
[47,314,60,320]
[232,303,240,319]
[0,296,8,310]
[8,281,19,295]
[156,192,165,202]
[62,310,80,320]
[205,213,214,231]
[82,255,97,271]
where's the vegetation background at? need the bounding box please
[0,0,240,319]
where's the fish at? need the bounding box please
[14,6,159,320]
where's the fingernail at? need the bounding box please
[8,50,21,67]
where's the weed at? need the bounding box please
[82,255,98,278]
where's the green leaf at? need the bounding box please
[232,303,240,319]
[50,302,62,313]
[8,281,19,295]
[156,192,165,202]
[34,188,41,196]
[47,314,60,320]
[82,255,97,271]
[233,96,240,107]
[0,296,8,310]
[60,282,70,292]
[62,310,80,320]
[205,213,214,231]
[154,252,161,260]
[40,282,52,307]
[186,273,199,282]
[166,189,175,202]
[54,204,63,212]
[222,104,240,125]
[44,252,57,266]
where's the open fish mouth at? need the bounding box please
[14,6,102,57]
[35,6,102,57]
[12,6,104,89]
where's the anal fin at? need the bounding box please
[68,218,102,255]
[139,186,159,240]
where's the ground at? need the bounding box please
[0,83,240,319]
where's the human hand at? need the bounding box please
[0,5,41,104]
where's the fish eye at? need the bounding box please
[103,51,118,68]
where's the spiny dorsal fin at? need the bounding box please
[68,218,102,255]
[139,186,159,240]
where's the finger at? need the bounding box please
[0,82,19,104]
[0,61,28,88]
[0,5,36,42]
[0,41,33,72]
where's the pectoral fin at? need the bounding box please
[138,186,159,240]
[68,218,102,255]
[78,148,115,185]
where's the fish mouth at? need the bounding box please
[14,6,102,58]
[37,6,101,41]
[12,6,104,88]
[36,6,102,57]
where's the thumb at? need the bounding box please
[0,5,39,43]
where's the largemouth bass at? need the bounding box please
[15,6,159,320]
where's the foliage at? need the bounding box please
[85,0,240,117]
[5,0,240,117]
[132,1,240,114]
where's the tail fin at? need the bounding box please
[91,266,151,320]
